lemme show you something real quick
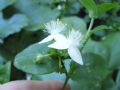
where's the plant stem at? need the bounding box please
[81,18,94,51]
[60,59,69,90]
[62,77,69,90]
[61,59,69,76]
[86,18,94,36]
[61,18,94,90]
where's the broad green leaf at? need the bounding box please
[71,53,110,90]
[15,0,60,31]
[79,0,120,18]
[83,39,110,61]
[0,12,29,39]
[14,43,59,75]
[79,0,97,18]
[32,72,65,81]
[0,62,11,84]
[97,3,120,16]
[61,16,87,34]
[33,0,58,4]
[68,2,81,14]
[70,77,114,90]
[100,76,115,90]
[103,32,120,69]
[69,80,82,90]
[0,0,16,11]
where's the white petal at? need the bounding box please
[68,47,83,65]
[39,35,53,44]
[48,42,68,49]
[53,34,67,42]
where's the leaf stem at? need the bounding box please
[61,77,69,90]
[61,18,94,90]
[81,18,94,51]
[61,59,69,76]
[60,59,69,90]
[86,18,94,36]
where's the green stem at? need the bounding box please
[81,18,94,51]
[86,18,94,36]
[60,59,69,90]
[61,18,94,90]
[61,59,69,76]
[62,77,69,90]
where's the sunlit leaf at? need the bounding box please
[15,0,60,31]
[103,32,120,69]
[61,16,87,34]
[71,53,110,90]
[0,0,16,11]
[97,3,120,16]
[79,0,97,18]
[0,12,29,39]
[14,43,59,75]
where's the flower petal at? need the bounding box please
[54,34,67,42]
[48,42,68,49]
[39,35,53,44]
[68,47,83,65]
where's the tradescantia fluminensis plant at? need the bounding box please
[0,0,120,90]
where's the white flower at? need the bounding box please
[39,20,65,44]
[48,30,84,65]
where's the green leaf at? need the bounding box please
[83,39,110,61]
[15,0,60,31]
[97,3,120,16]
[0,0,16,11]
[32,72,65,81]
[71,53,110,90]
[14,43,59,75]
[100,76,115,90]
[61,16,87,34]
[79,0,120,18]
[70,76,114,90]
[103,32,120,69]
[0,12,29,39]
[0,62,11,84]
[91,25,110,34]
[33,0,57,5]
[79,0,97,18]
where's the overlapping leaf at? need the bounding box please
[15,0,60,31]
[14,43,59,75]
[61,16,87,34]
[103,32,120,69]
[79,0,120,18]
[83,39,110,61]
[0,0,16,11]
[71,53,110,90]
[0,12,29,39]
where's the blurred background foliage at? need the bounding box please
[0,0,120,90]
